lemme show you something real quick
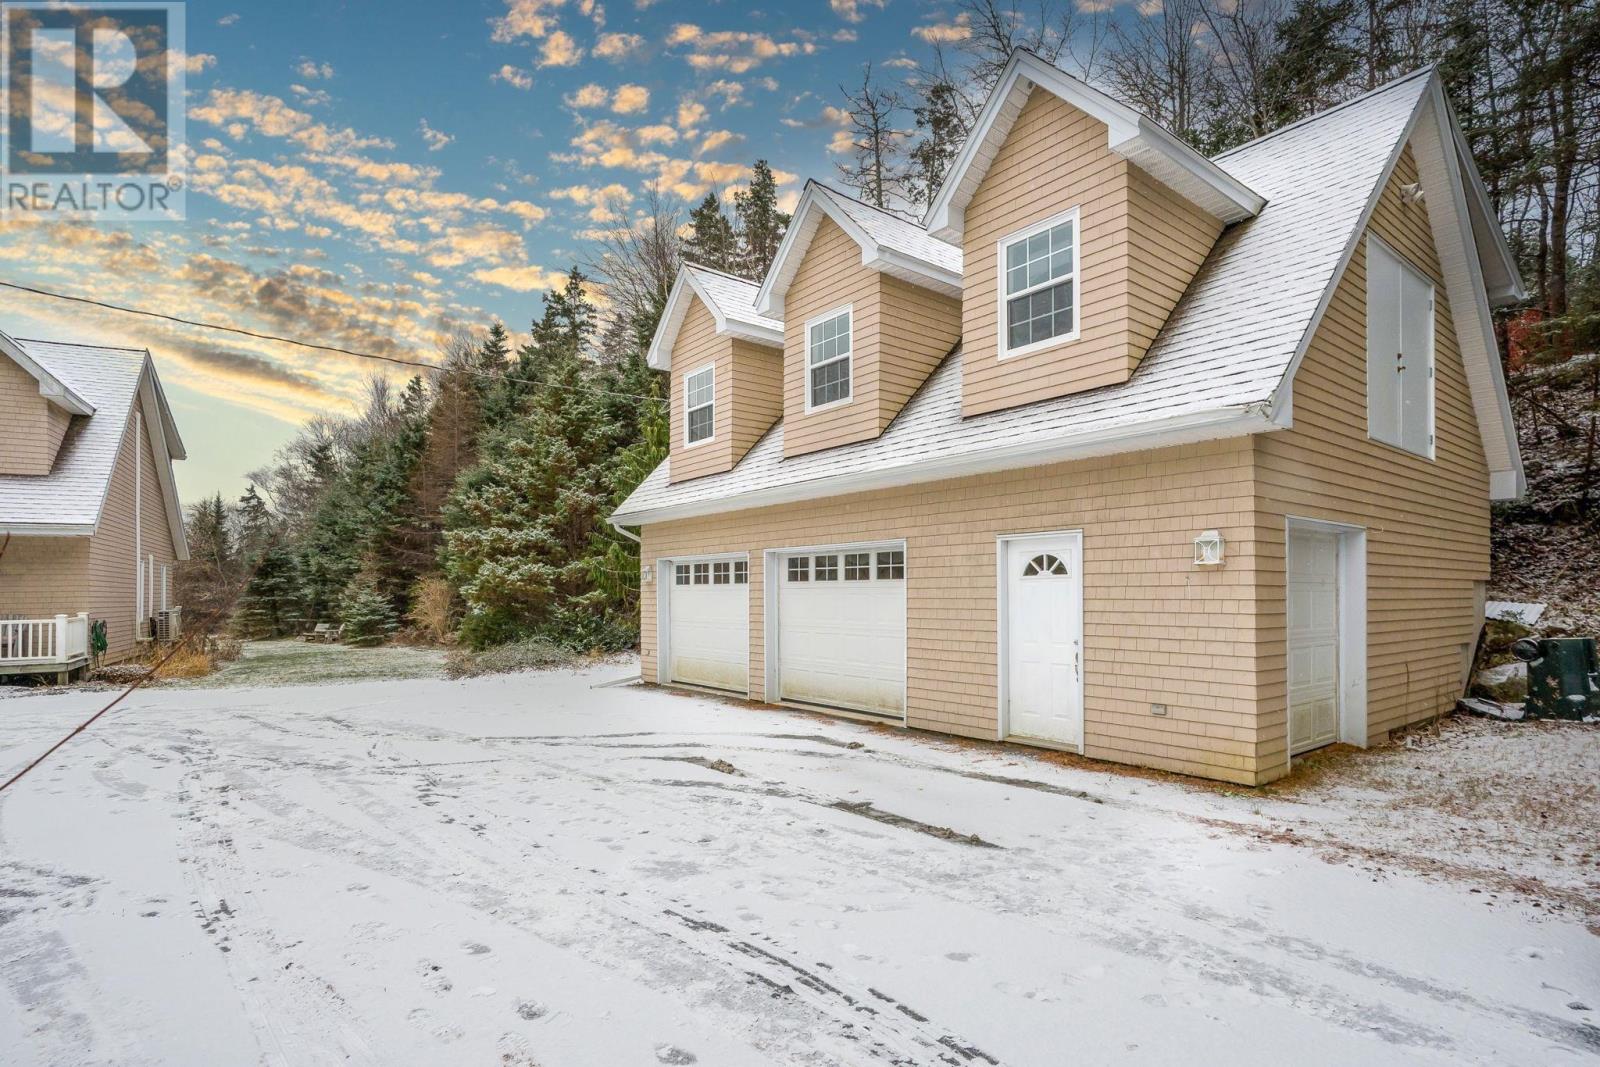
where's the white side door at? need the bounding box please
[777,547,905,718]
[1288,529,1340,754]
[1003,534,1083,748]
[667,559,749,694]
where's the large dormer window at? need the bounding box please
[1000,208,1078,358]
[684,363,715,445]
[806,305,852,411]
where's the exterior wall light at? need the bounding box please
[1193,530,1225,566]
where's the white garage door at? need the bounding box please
[666,558,749,694]
[1288,529,1340,754]
[777,547,905,718]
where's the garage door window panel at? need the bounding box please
[876,550,905,580]
[787,557,809,582]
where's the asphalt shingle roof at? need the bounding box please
[614,70,1434,524]
[0,340,146,529]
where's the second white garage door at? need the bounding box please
[776,546,906,718]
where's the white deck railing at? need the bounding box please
[0,614,90,666]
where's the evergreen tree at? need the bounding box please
[178,493,238,628]
[682,193,737,273]
[733,160,790,279]
[904,78,964,211]
[338,575,399,647]
[1259,0,1361,129]
[231,541,302,638]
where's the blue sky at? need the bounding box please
[0,0,1009,503]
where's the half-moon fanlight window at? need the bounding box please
[1022,553,1069,577]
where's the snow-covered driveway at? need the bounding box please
[1,667,1595,1066]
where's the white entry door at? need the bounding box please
[667,558,749,693]
[1003,533,1083,748]
[777,547,905,718]
[1288,529,1340,754]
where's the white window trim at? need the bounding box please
[803,303,854,414]
[996,205,1081,362]
[682,361,717,448]
[1365,233,1436,462]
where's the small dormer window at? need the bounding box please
[684,363,715,445]
[806,305,852,411]
[1000,208,1078,358]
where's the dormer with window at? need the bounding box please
[0,332,94,476]
[758,183,963,459]
[648,265,785,484]
[927,51,1265,418]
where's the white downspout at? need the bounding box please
[134,410,143,634]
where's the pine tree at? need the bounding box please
[733,160,790,279]
[683,193,737,273]
[904,78,964,211]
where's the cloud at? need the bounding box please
[611,84,649,114]
[418,119,454,152]
[538,30,583,67]
[677,98,707,131]
[565,83,609,108]
[217,13,240,26]
[296,58,335,80]
[830,0,886,23]
[578,0,606,25]
[550,182,633,221]
[698,129,740,154]
[636,124,679,145]
[184,52,218,74]
[593,32,643,61]
[492,64,534,90]
[883,56,918,69]
[705,79,744,107]
[290,83,332,107]
[471,264,567,292]
[912,13,972,43]
[664,24,816,73]
[490,0,565,42]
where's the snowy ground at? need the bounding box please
[1,666,1596,1066]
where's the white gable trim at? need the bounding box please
[0,330,95,415]
[924,51,1265,240]
[646,266,782,372]
[755,183,963,319]
[1268,77,1524,500]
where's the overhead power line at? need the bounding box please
[0,278,666,404]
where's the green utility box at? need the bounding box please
[1511,637,1600,720]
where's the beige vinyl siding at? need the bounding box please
[729,337,783,462]
[1252,143,1489,768]
[0,535,91,616]
[87,392,180,661]
[641,437,1268,785]
[0,354,71,476]
[782,216,961,457]
[667,296,782,483]
[960,88,1223,418]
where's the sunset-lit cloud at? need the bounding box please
[492,64,535,89]
[593,32,644,61]
[538,30,584,67]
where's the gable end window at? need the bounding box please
[806,306,852,411]
[1365,236,1435,459]
[999,209,1078,358]
[684,364,715,445]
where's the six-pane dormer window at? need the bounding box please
[684,363,715,445]
[1000,208,1078,357]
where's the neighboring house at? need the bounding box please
[0,331,188,678]
[611,54,1525,786]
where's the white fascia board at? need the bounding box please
[721,317,784,347]
[613,405,1275,526]
[137,368,190,560]
[646,271,695,371]
[1443,106,1525,305]
[1489,469,1522,501]
[1121,117,1267,222]
[866,247,964,297]
[754,185,823,318]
